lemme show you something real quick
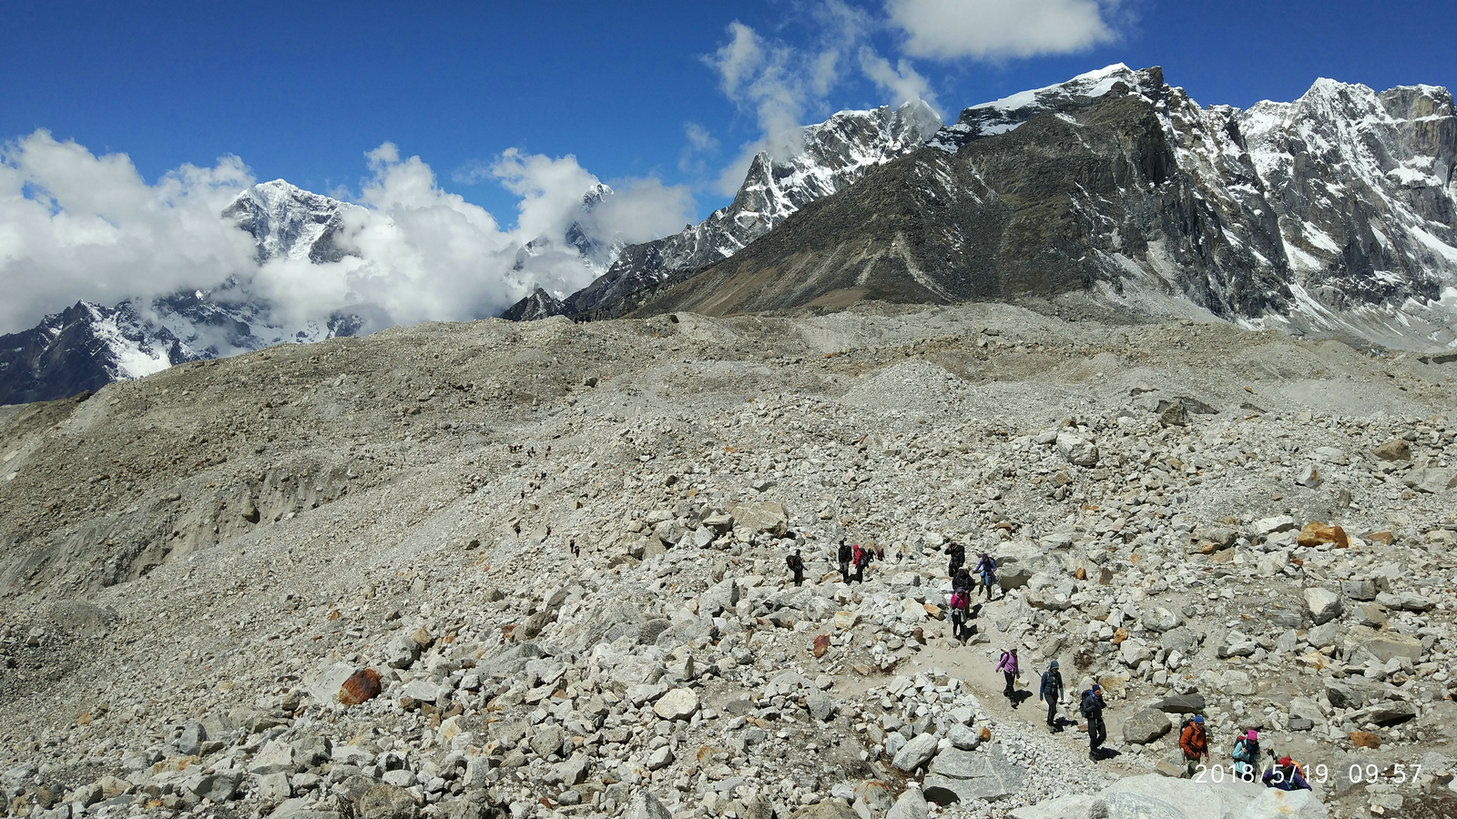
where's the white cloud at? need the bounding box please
[491,148,602,244]
[0,133,694,337]
[0,130,257,334]
[858,47,939,111]
[887,0,1118,60]
[700,2,945,197]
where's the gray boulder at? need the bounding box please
[922,745,1026,805]
[1122,708,1173,745]
[890,733,938,773]
[625,792,672,819]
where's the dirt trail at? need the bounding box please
[903,595,1158,781]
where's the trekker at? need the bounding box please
[854,544,871,583]
[945,540,966,577]
[974,552,998,600]
[1179,715,1210,777]
[1232,730,1260,781]
[952,566,972,595]
[996,647,1019,700]
[1039,660,1065,732]
[1263,756,1312,791]
[948,588,969,644]
[1081,684,1107,760]
[786,549,805,586]
[837,540,852,583]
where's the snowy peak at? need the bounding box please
[549,100,944,318]
[222,180,360,264]
[930,64,1162,150]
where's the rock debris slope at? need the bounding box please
[2,302,1457,819]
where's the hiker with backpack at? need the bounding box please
[853,543,870,583]
[952,565,972,595]
[837,540,852,583]
[948,588,970,644]
[1178,715,1210,777]
[995,647,1019,702]
[1038,660,1065,732]
[974,552,998,600]
[1081,684,1107,760]
[786,549,805,586]
[1263,756,1312,791]
[1231,729,1260,781]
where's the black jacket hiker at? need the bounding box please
[787,551,805,586]
[1039,664,1064,730]
[1081,687,1107,758]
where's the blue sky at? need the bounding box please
[6,0,1453,222]
[1,0,1455,333]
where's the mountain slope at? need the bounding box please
[615,66,1457,349]
[537,100,944,318]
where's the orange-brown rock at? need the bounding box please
[1367,531,1395,546]
[812,634,831,658]
[1349,731,1381,749]
[338,668,382,706]
[1298,522,1349,549]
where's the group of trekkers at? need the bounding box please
[786,539,1311,789]
[1010,654,1311,787]
[1177,716,1311,790]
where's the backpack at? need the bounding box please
[1040,670,1059,699]
[1080,690,1099,718]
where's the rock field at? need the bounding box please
[2,301,1457,819]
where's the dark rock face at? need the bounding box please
[610,66,1456,340]
[0,303,128,406]
[501,288,568,323]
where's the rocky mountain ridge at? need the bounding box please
[611,65,1457,351]
[543,101,944,319]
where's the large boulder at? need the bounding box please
[1093,774,1267,818]
[891,733,939,773]
[886,786,929,819]
[652,688,699,721]
[1303,587,1342,625]
[1151,692,1207,714]
[1342,626,1423,663]
[1056,433,1099,467]
[724,501,789,536]
[1010,795,1098,819]
[625,792,673,819]
[922,745,1026,805]
[1122,708,1173,745]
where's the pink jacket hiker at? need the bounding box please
[996,650,1018,675]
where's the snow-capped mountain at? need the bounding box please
[5,66,1456,404]
[0,182,364,405]
[609,65,1457,350]
[222,179,361,265]
[530,99,944,318]
[511,183,624,280]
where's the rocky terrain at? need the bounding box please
[2,300,1457,818]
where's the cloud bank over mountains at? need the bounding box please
[0,131,695,335]
[0,0,1131,336]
